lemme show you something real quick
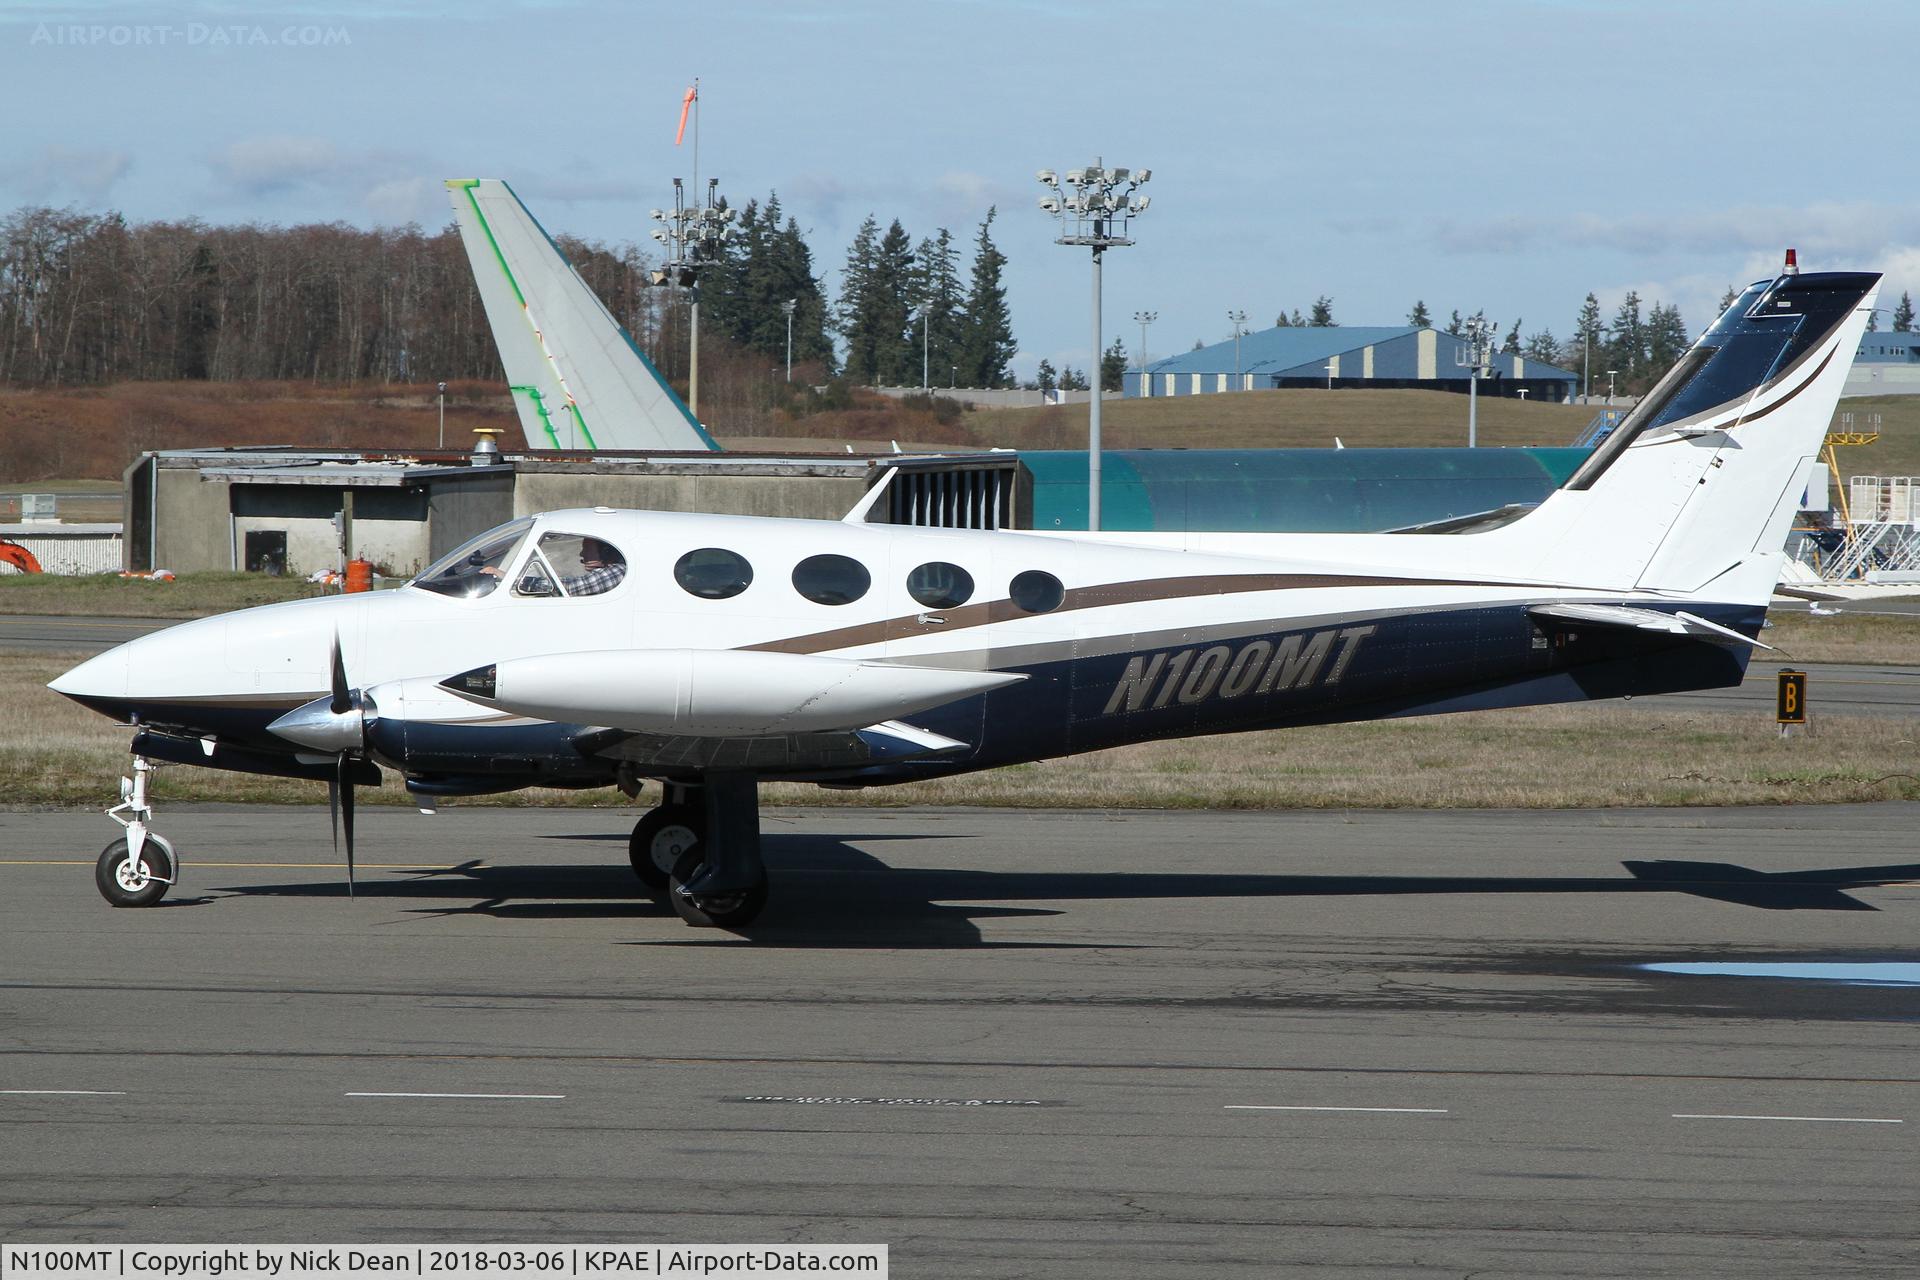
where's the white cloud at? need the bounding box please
[207,134,444,225]
[363,176,437,224]
[1434,202,1920,263]
[8,145,132,204]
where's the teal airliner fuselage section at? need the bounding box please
[447,178,719,452]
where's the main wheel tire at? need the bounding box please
[95,835,175,908]
[629,805,704,892]
[667,846,768,929]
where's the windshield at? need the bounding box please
[409,518,534,599]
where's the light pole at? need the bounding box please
[436,381,446,449]
[649,176,736,423]
[1460,316,1494,447]
[1606,368,1618,405]
[1132,309,1155,396]
[920,294,933,391]
[1038,160,1151,531]
[781,298,796,382]
[1227,310,1248,390]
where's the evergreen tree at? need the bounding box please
[1645,301,1689,374]
[908,227,964,388]
[1867,311,1878,333]
[1407,300,1431,328]
[1894,291,1915,332]
[1100,336,1127,392]
[1035,358,1057,392]
[1289,308,1305,327]
[1719,285,1740,312]
[955,208,1015,388]
[1309,295,1335,327]
[836,215,882,382]
[1501,318,1522,356]
[871,219,916,385]
[835,215,915,384]
[1273,310,1292,328]
[775,212,836,375]
[1522,328,1559,364]
[1565,292,1605,382]
[700,195,757,347]
[1446,309,1463,336]
[1607,291,1645,384]
[1058,365,1089,392]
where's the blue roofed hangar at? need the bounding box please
[1126,325,1581,402]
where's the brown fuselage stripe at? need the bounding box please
[742,572,1520,656]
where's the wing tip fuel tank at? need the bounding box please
[442,649,1023,737]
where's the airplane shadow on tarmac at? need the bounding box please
[194,829,1920,948]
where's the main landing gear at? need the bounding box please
[95,755,176,908]
[629,773,768,929]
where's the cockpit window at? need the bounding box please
[409,519,533,599]
[536,532,628,597]
[510,558,560,598]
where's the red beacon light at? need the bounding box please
[1783,247,1799,276]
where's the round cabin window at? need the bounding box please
[1009,569,1065,614]
[906,561,974,610]
[792,553,871,606]
[674,547,753,600]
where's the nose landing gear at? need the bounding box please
[95,755,176,907]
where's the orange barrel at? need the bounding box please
[344,559,374,593]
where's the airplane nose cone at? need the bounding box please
[49,643,133,705]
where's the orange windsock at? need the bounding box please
[675,84,696,146]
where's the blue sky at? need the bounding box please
[5,0,1918,381]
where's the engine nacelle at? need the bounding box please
[441,648,1024,737]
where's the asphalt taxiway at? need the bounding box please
[3,803,1919,1275]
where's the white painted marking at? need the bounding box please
[1672,1113,1901,1124]
[1225,1105,1449,1114]
[0,1089,127,1096]
[345,1092,565,1100]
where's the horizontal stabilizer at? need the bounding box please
[856,719,971,759]
[1527,603,1775,650]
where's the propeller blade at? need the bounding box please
[328,773,341,860]
[340,754,357,898]
[329,631,352,715]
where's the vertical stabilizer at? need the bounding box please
[446,179,719,453]
[1487,268,1879,600]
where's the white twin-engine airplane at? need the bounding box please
[51,264,1878,928]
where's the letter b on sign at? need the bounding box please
[1776,669,1807,724]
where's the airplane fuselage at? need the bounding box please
[54,506,1754,795]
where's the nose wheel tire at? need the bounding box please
[629,805,704,892]
[668,847,768,929]
[95,836,175,908]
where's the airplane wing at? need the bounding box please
[446,178,719,453]
[1527,602,1777,650]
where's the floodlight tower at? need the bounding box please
[1039,159,1151,530]
[649,176,737,422]
[1227,309,1248,386]
[1132,310,1156,395]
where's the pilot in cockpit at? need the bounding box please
[558,537,627,596]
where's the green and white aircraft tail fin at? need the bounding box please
[445,178,718,453]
